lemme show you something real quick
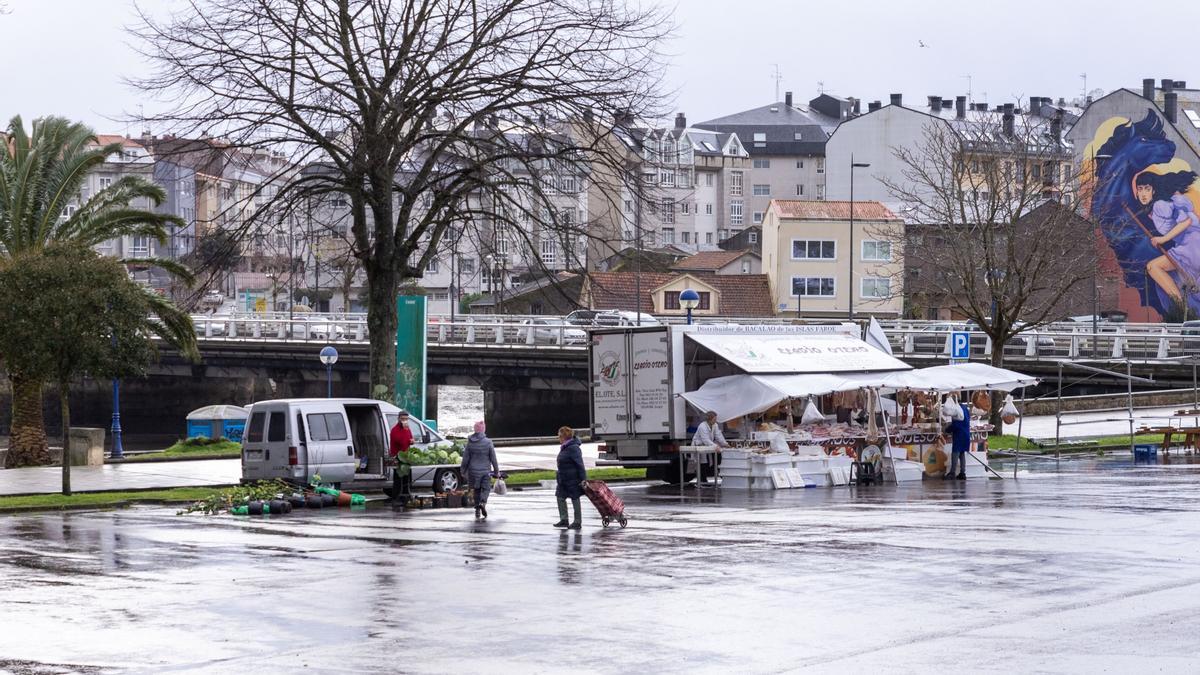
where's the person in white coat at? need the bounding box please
[691,411,729,483]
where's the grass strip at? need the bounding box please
[121,440,243,462]
[506,467,646,486]
[988,433,1167,452]
[0,487,222,513]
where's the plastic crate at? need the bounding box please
[1133,444,1159,460]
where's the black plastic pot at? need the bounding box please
[268,499,290,514]
[306,495,324,509]
[247,500,265,515]
[320,493,336,507]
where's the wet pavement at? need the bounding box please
[2,457,1200,673]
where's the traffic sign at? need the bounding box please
[950,331,970,360]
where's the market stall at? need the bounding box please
[680,362,1037,489]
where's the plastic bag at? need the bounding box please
[493,477,507,495]
[801,399,824,425]
[941,396,963,421]
[1001,394,1020,425]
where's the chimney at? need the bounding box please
[1003,103,1014,115]
[928,95,941,109]
[890,93,902,106]
[1002,111,1015,137]
[1050,112,1063,142]
[1162,78,1174,93]
[785,91,793,107]
[1165,92,1179,123]
[1143,78,1156,100]
[955,96,966,118]
[940,98,952,110]
[583,109,594,124]
[868,100,882,112]
[1176,81,1188,89]
[674,112,687,129]
[614,110,634,128]
[851,98,861,115]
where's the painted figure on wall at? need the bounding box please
[1086,109,1200,317]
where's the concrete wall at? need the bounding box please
[825,105,938,210]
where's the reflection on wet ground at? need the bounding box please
[1,456,1200,673]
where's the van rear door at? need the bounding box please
[242,404,300,481]
[301,404,355,483]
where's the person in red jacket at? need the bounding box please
[388,410,414,501]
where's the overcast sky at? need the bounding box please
[1,0,1193,134]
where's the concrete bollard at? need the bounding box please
[67,428,106,466]
[526,325,536,345]
[495,321,505,344]
[252,321,262,338]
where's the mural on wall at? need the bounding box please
[1084,109,1200,319]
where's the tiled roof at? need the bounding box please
[769,200,900,221]
[670,249,755,272]
[93,134,145,148]
[587,272,775,316]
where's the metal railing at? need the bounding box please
[189,312,1200,360]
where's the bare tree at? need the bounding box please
[880,108,1096,371]
[132,0,670,400]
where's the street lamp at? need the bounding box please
[848,155,871,320]
[110,332,124,459]
[680,288,700,325]
[319,345,338,398]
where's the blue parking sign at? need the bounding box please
[951,331,970,360]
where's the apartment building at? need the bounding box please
[696,92,845,226]
[762,200,904,319]
[82,136,158,260]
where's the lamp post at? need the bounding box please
[680,288,700,325]
[319,345,338,398]
[848,155,871,320]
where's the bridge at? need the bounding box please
[10,316,1197,441]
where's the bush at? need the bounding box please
[180,436,229,447]
[178,479,293,515]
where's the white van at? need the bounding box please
[240,398,452,487]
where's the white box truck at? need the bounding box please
[589,323,896,483]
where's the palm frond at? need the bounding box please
[144,290,199,362]
[121,257,196,286]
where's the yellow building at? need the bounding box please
[762,200,904,319]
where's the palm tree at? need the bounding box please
[0,115,197,466]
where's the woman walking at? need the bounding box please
[460,421,499,520]
[554,426,587,530]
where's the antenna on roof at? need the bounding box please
[817,81,826,95]
[772,64,783,102]
[961,75,972,105]
[1080,73,1087,101]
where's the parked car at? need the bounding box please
[520,318,588,344]
[290,315,346,340]
[193,314,230,337]
[241,398,457,489]
[565,309,601,326]
[594,310,660,327]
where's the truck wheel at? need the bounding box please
[434,468,461,493]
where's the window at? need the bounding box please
[718,229,729,240]
[664,291,711,310]
[246,412,266,443]
[796,160,805,169]
[753,212,764,224]
[749,231,758,244]
[862,240,893,261]
[677,169,692,188]
[705,232,713,244]
[681,231,691,244]
[796,184,804,196]
[816,184,825,200]
[662,198,675,224]
[331,196,348,208]
[705,203,713,215]
[752,158,771,169]
[729,200,744,226]
[624,200,633,213]
[306,412,348,441]
[793,132,803,141]
[540,239,556,264]
[681,202,691,215]
[861,278,891,298]
[662,228,675,244]
[459,256,475,274]
[61,204,77,219]
[560,175,577,193]
[427,258,439,274]
[741,260,752,274]
[816,158,825,174]
[705,173,714,187]
[130,235,151,257]
[753,132,766,146]
[791,239,836,260]
[791,276,836,297]
[660,170,675,186]
[752,184,771,196]
[98,176,114,190]
[267,412,286,442]
[730,171,743,196]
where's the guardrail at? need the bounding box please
[189,313,1200,361]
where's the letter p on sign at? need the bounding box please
[951,332,970,360]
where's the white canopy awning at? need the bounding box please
[679,363,1037,423]
[685,332,911,374]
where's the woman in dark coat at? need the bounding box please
[554,425,587,529]
[460,421,499,520]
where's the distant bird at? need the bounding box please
[919,40,929,48]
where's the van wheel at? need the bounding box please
[434,468,461,493]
